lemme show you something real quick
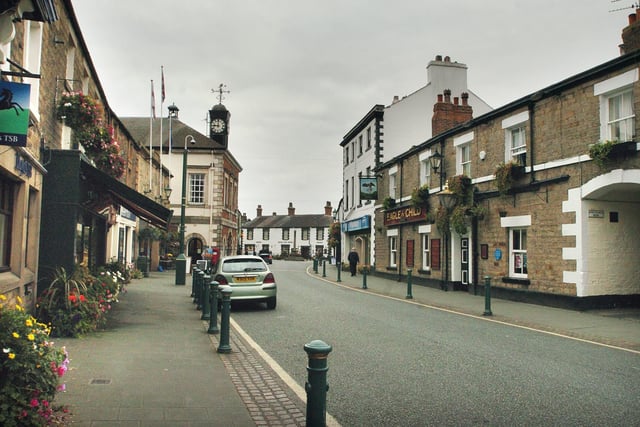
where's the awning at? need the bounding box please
[80,159,173,229]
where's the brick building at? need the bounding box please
[374,22,640,308]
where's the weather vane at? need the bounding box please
[211,83,230,104]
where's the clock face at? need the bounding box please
[211,118,226,133]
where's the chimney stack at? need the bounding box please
[620,7,640,54]
[256,204,263,217]
[324,201,333,216]
[432,90,473,136]
[288,202,295,216]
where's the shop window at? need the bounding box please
[0,177,14,271]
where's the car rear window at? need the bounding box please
[221,259,267,273]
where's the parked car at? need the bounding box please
[258,250,273,264]
[213,255,277,309]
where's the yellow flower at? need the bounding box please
[16,295,22,304]
[27,334,35,341]
[15,304,23,312]
[12,332,19,339]
[25,319,33,327]
[8,353,15,359]
[0,294,6,300]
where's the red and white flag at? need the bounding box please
[151,80,156,118]
[161,66,166,103]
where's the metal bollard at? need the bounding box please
[191,267,198,299]
[217,287,232,353]
[322,260,326,278]
[304,340,332,427]
[313,258,318,273]
[483,276,493,316]
[201,274,211,320]
[336,262,341,282]
[208,280,220,334]
[196,270,205,310]
[362,269,368,289]
[406,269,413,299]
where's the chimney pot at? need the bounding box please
[256,204,263,217]
[437,93,443,102]
[629,13,637,25]
[435,54,442,61]
[454,97,459,105]
[444,56,451,62]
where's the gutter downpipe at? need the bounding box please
[397,158,403,282]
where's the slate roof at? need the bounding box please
[120,117,226,151]
[244,214,332,229]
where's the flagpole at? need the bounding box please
[149,79,155,193]
[159,66,166,197]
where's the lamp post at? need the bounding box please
[175,134,196,285]
[429,148,444,190]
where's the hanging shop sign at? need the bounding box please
[359,176,378,200]
[0,81,30,147]
[383,205,427,226]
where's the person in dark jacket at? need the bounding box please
[347,248,359,276]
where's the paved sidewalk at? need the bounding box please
[313,264,640,352]
[52,262,640,427]
[54,271,290,426]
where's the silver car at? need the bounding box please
[213,255,277,309]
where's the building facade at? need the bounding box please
[374,38,640,308]
[339,56,493,268]
[1,0,171,309]
[242,202,334,259]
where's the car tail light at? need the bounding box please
[263,273,275,284]
[215,274,228,285]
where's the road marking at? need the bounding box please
[230,317,342,426]
[305,267,640,356]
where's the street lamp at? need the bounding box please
[429,148,444,190]
[175,134,196,285]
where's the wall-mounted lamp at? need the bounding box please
[429,149,444,175]
[164,186,172,202]
[479,150,486,161]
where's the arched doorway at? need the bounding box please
[188,237,204,265]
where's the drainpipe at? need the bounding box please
[471,214,479,295]
[528,95,540,184]
[397,158,403,281]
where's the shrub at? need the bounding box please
[0,295,70,426]
[36,266,124,337]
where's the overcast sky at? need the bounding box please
[72,1,630,218]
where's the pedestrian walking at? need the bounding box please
[348,247,359,276]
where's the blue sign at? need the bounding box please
[341,215,371,232]
[494,248,502,261]
[0,81,31,147]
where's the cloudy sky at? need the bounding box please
[72,1,630,217]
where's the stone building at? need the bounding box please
[338,56,492,270]
[0,0,170,308]
[242,202,334,258]
[374,22,640,308]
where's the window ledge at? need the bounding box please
[501,277,530,285]
[417,269,431,275]
[386,266,397,271]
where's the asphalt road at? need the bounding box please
[230,261,640,426]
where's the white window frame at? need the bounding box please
[282,228,290,240]
[418,150,432,188]
[247,229,253,240]
[358,135,363,156]
[262,228,270,240]
[454,132,473,177]
[500,215,531,279]
[509,228,528,278]
[189,173,205,205]
[594,69,638,142]
[23,21,43,119]
[389,236,397,267]
[388,165,398,199]
[366,127,372,149]
[344,146,349,165]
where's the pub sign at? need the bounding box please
[0,81,30,147]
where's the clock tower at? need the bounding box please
[209,84,230,149]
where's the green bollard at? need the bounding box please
[483,276,493,316]
[201,274,211,320]
[406,269,413,299]
[217,288,232,353]
[313,258,318,273]
[304,340,332,427]
[362,269,368,289]
[336,262,341,282]
[191,267,198,299]
[322,260,326,278]
[208,280,220,334]
[196,270,205,310]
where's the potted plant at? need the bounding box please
[382,197,396,210]
[494,161,525,195]
[411,184,430,208]
[589,140,637,168]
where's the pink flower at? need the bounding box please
[30,398,39,407]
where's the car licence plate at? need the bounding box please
[234,276,256,283]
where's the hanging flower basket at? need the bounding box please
[494,161,525,195]
[411,184,430,209]
[56,92,100,130]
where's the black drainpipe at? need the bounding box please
[528,97,538,184]
[397,158,403,282]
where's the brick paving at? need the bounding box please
[205,322,307,427]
